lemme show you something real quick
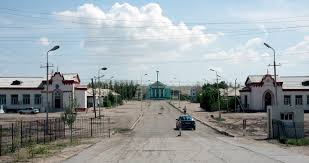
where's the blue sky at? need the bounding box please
[0,0,309,86]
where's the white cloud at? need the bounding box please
[285,36,309,59]
[55,3,221,63]
[39,37,50,46]
[204,37,269,63]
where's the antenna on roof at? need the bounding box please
[57,66,59,72]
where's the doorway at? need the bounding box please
[54,91,62,109]
[264,92,272,110]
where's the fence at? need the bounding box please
[0,117,111,156]
[272,119,307,139]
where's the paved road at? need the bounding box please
[65,101,309,163]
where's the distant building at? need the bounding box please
[190,86,202,102]
[0,72,87,112]
[146,81,171,100]
[220,87,241,97]
[86,88,120,107]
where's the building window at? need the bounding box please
[23,94,30,105]
[284,95,291,105]
[295,95,303,105]
[34,94,41,105]
[11,95,18,105]
[280,112,293,121]
[244,95,248,108]
[0,95,6,105]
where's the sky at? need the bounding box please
[0,0,309,86]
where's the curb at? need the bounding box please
[130,112,144,130]
[168,102,234,137]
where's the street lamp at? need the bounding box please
[156,71,159,99]
[107,76,114,108]
[264,43,278,109]
[234,78,237,112]
[173,77,181,108]
[98,67,107,118]
[264,42,279,139]
[45,45,60,134]
[140,73,148,111]
[209,69,221,119]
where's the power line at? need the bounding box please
[1,7,309,25]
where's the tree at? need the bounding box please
[61,96,78,143]
[198,82,228,111]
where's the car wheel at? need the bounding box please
[193,127,196,130]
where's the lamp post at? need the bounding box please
[173,77,180,108]
[140,73,148,111]
[45,45,59,134]
[210,69,221,119]
[234,78,237,112]
[98,67,107,118]
[156,71,159,99]
[264,43,279,139]
[107,76,114,108]
[264,43,278,109]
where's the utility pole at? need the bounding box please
[91,78,96,118]
[216,74,221,119]
[42,45,59,134]
[264,43,280,139]
[97,67,107,118]
[156,71,159,99]
[140,74,147,111]
[235,78,237,112]
[210,69,221,119]
[264,43,280,109]
[178,80,180,108]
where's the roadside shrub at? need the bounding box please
[104,100,112,107]
[287,139,309,146]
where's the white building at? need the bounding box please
[86,88,120,107]
[239,74,309,112]
[240,74,307,138]
[0,72,87,112]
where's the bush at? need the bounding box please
[286,139,309,146]
[104,100,112,107]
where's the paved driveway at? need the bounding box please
[65,101,309,163]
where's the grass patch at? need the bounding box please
[113,128,131,133]
[11,138,81,162]
[286,138,309,146]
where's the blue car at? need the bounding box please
[176,115,196,130]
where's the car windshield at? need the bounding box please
[180,116,192,121]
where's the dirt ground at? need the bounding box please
[0,101,142,126]
[171,100,309,138]
[0,101,143,162]
[171,100,309,156]
[171,100,268,138]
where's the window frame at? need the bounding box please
[23,94,30,105]
[280,112,294,121]
[295,95,303,105]
[284,95,291,105]
[11,94,18,105]
[0,95,6,105]
[34,94,42,105]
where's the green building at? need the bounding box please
[146,81,171,100]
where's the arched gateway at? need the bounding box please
[263,91,273,111]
